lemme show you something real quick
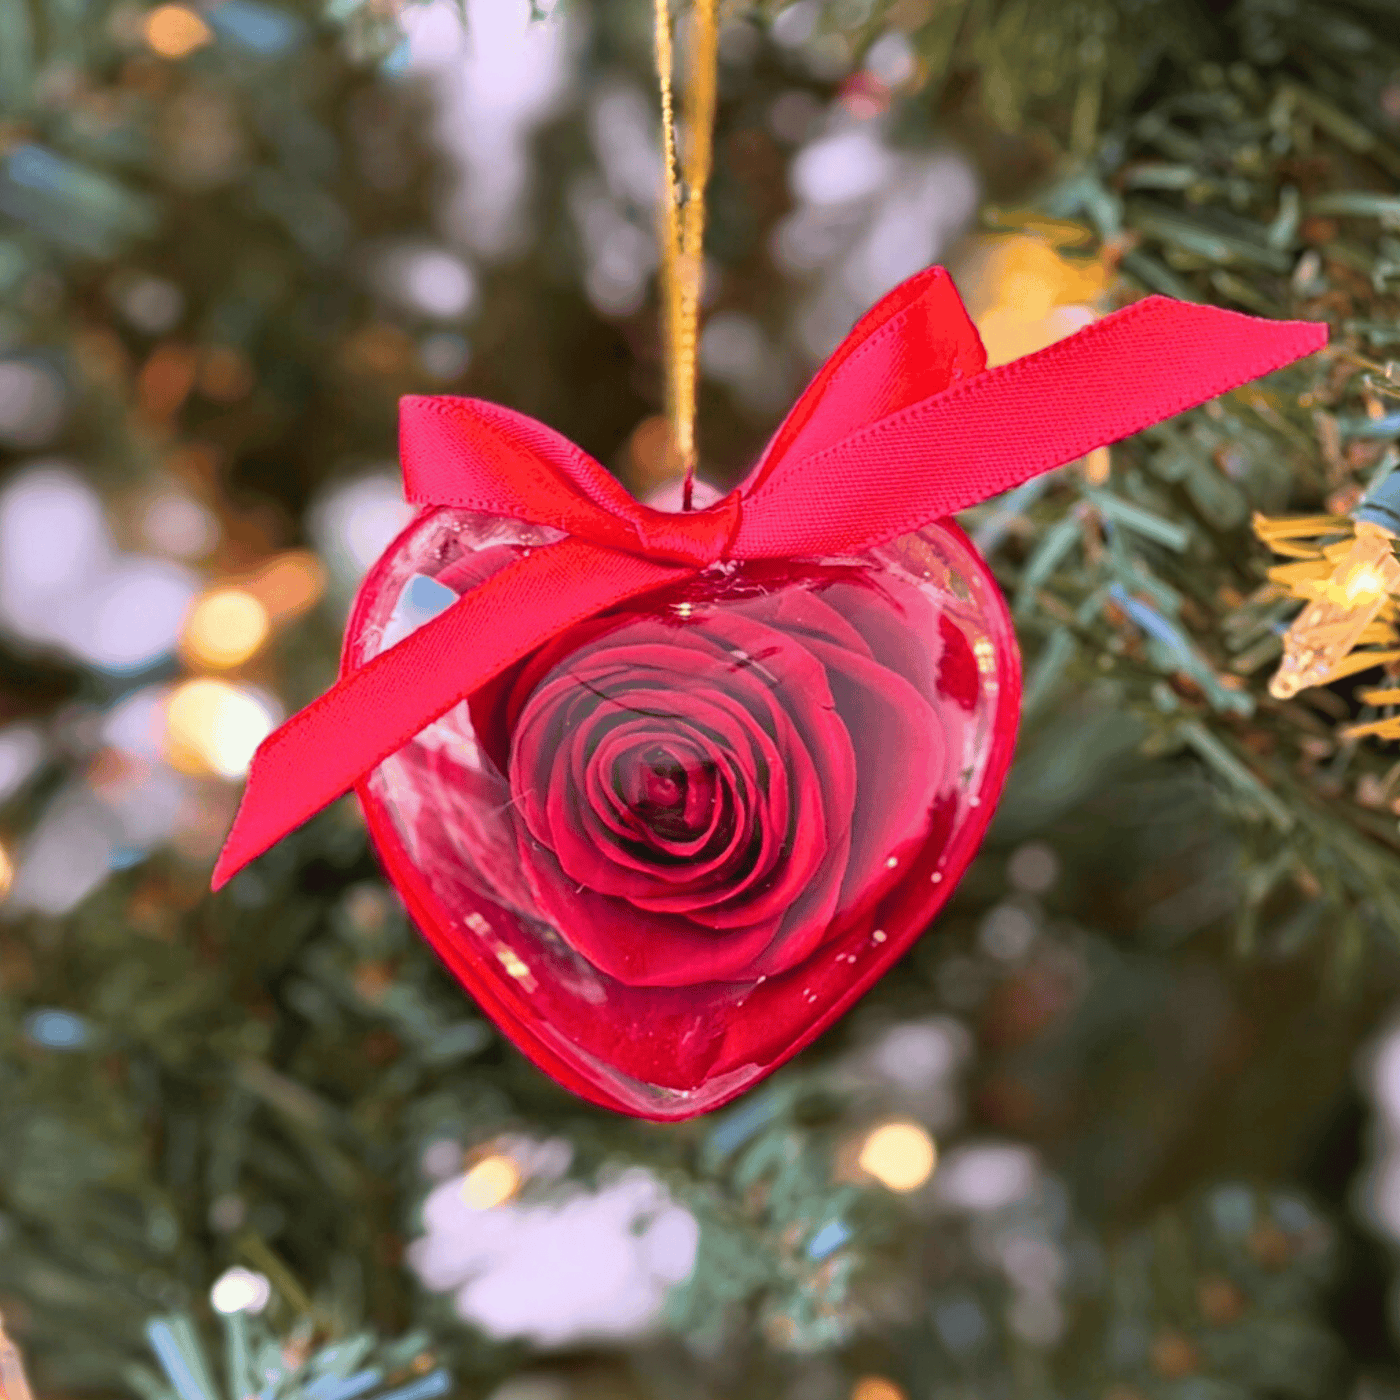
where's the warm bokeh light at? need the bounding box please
[248,550,327,623]
[462,1153,522,1210]
[627,414,683,496]
[852,1379,906,1400]
[164,679,277,779]
[181,588,270,669]
[143,4,213,58]
[198,346,255,402]
[967,232,1111,369]
[857,1122,937,1192]
[1084,445,1111,485]
[141,491,218,559]
[209,1266,272,1315]
[0,841,12,902]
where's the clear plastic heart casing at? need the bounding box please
[345,505,1019,1119]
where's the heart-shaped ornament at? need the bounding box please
[212,266,1325,1119]
[344,506,1019,1117]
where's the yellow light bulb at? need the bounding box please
[143,4,213,58]
[461,1154,521,1210]
[857,1122,937,1193]
[1269,521,1400,700]
[1345,567,1384,604]
[182,588,270,669]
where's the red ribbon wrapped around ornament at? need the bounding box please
[213,266,1324,1118]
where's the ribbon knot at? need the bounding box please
[629,493,743,567]
[212,265,1327,889]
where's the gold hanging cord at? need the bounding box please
[652,0,719,510]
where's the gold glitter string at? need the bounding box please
[652,0,719,510]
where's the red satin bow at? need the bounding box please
[212,266,1326,889]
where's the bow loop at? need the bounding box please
[400,395,653,555]
[741,266,987,493]
[402,394,744,566]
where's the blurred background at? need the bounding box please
[3,0,1400,1394]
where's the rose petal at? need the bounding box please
[524,673,791,902]
[530,661,819,917]
[582,615,852,928]
[586,726,728,858]
[798,631,947,912]
[577,695,784,897]
[517,832,789,986]
[557,708,757,896]
[731,585,874,657]
[816,575,938,692]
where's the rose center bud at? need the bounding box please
[620,742,716,843]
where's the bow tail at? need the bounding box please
[211,540,685,889]
[734,296,1329,556]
